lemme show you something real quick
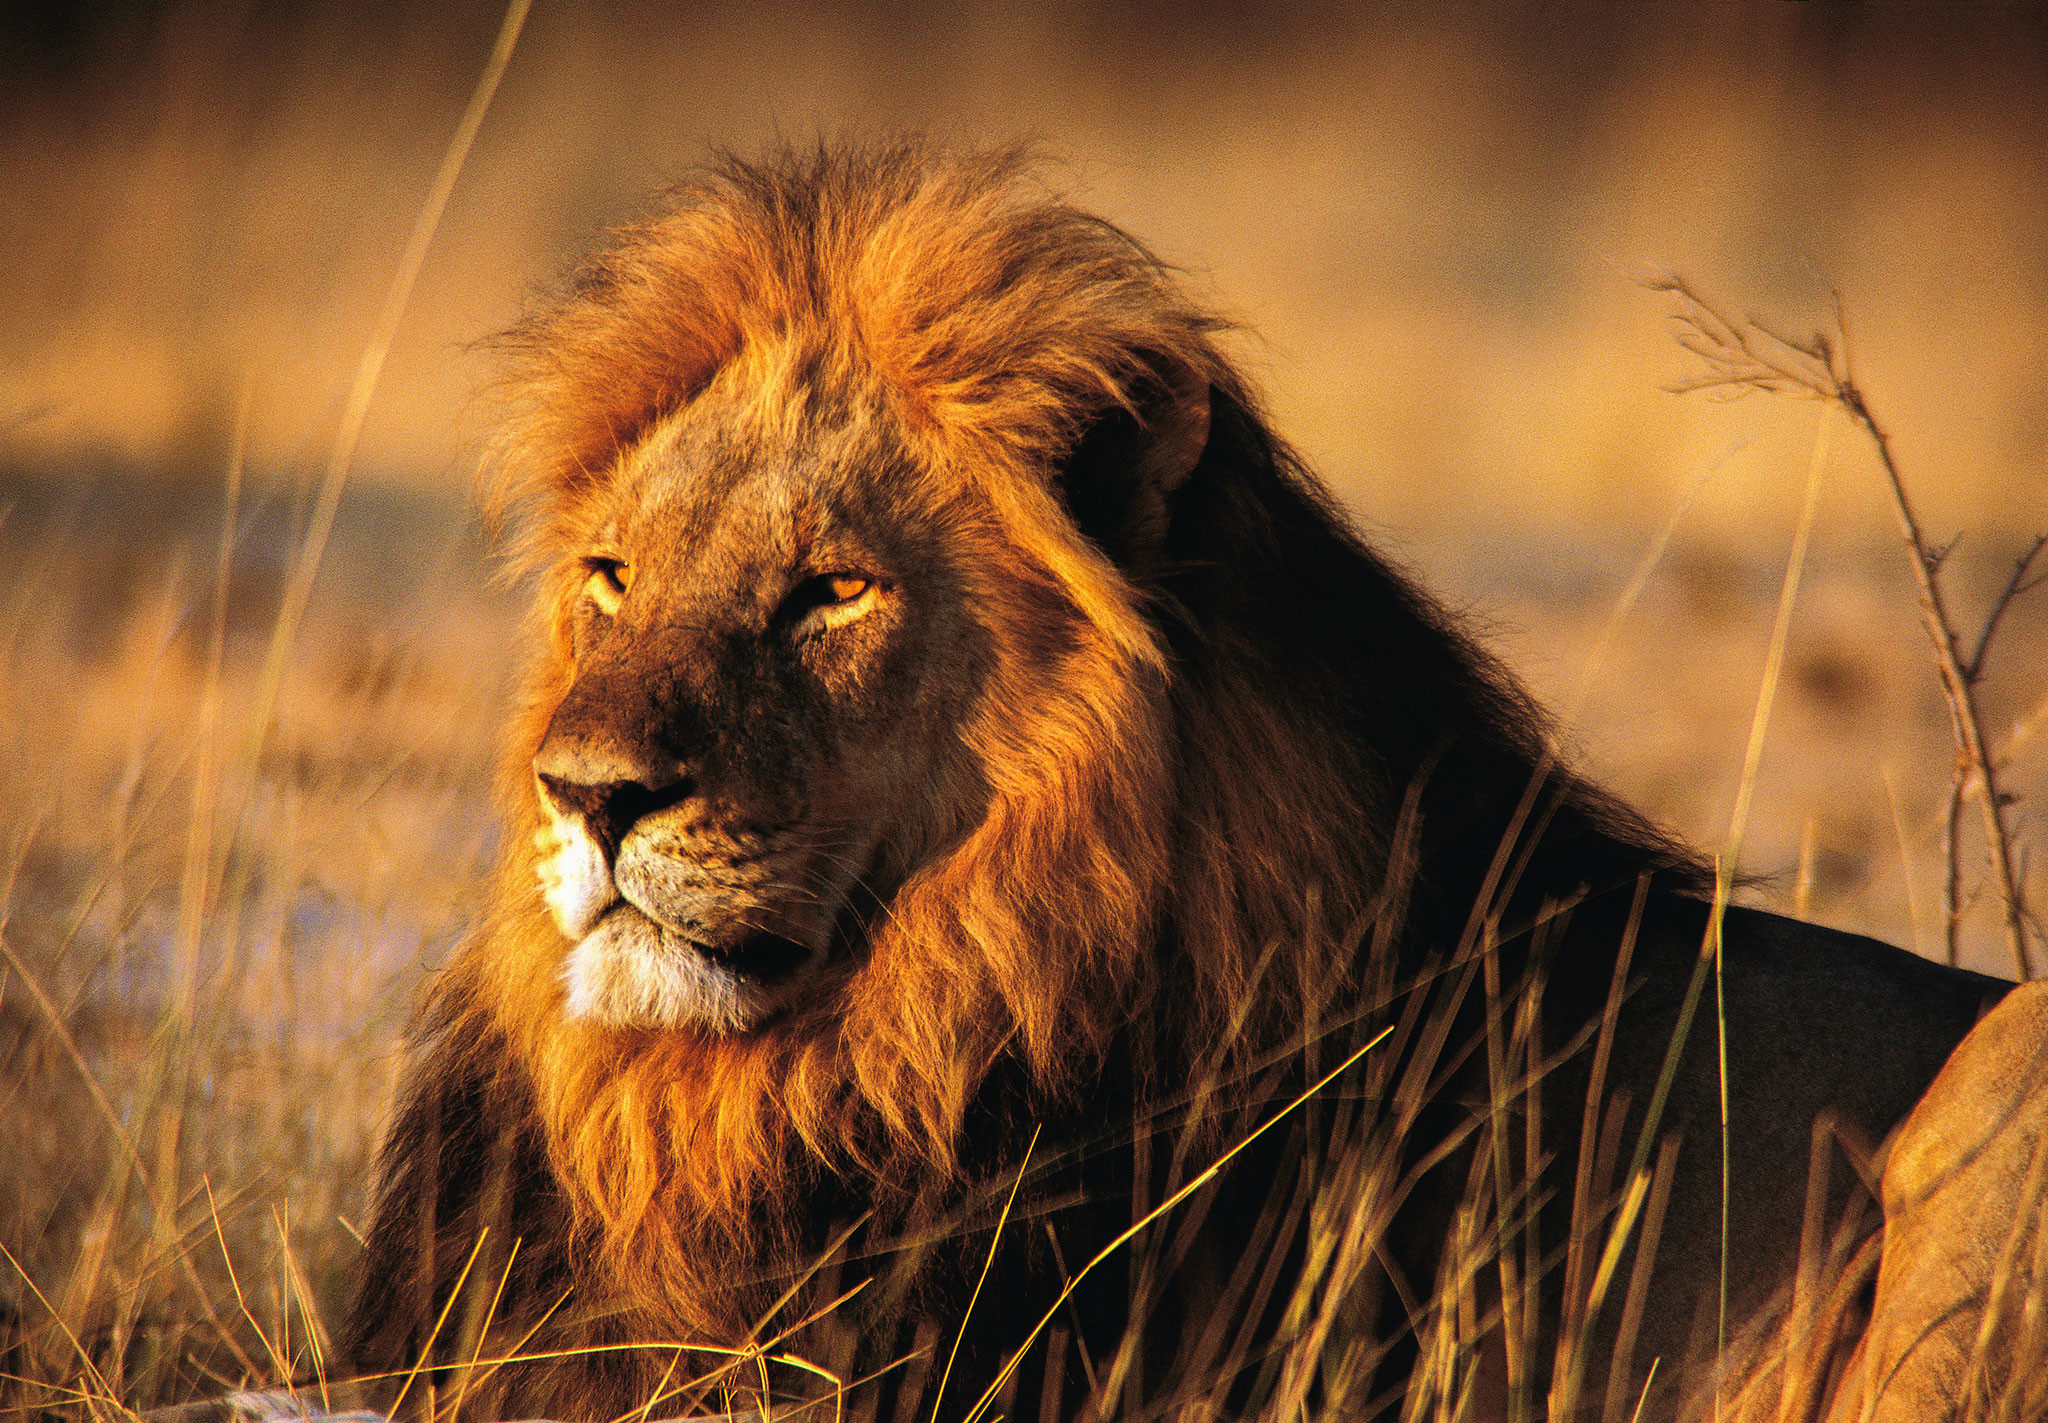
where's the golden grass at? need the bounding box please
[1,391,2044,1421]
[1,34,2044,1405]
[0,473,515,1414]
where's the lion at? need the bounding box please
[342,144,2012,1422]
[1808,981,2048,1422]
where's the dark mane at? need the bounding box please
[1153,385,1706,1022]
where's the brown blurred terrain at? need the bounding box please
[1,0,2044,1410]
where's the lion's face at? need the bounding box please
[531,372,993,1035]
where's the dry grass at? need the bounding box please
[1,15,2044,1406]
[1,332,2042,1420]
[0,473,515,1413]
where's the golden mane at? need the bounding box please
[444,144,1390,1342]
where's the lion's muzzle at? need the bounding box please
[532,767,845,1034]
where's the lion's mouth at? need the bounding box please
[540,804,874,1031]
[609,878,826,983]
[562,902,824,1034]
[685,929,814,981]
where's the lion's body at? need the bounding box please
[1819,982,2048,1422]
[344,146,2008,1421]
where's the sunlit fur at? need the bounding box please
[348,142,1720,1415]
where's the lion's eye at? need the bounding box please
[583,557,631,616]
[784,571,882,628]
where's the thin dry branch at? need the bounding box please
[1649,273,2041,981]
[1970,533,2048,680]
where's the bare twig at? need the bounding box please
[1650,273,2041,980]
[1970,533,2048,680]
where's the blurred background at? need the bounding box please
[2,0,2045,1406]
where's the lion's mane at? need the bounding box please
[348,143,1702,1414]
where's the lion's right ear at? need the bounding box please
[1056,366,1211,571]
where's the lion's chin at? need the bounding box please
[562,907,793,1036]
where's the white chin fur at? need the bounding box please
[562,910,771,1036]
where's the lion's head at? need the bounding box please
[523,320,1215,1037]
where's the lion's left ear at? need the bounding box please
[1056,365,1211,570]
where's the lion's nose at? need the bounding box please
[535,767,695,853]
[535,650,709,848]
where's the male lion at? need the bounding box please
[345,145,2010,1421]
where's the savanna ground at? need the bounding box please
[3,2,2046,1417]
